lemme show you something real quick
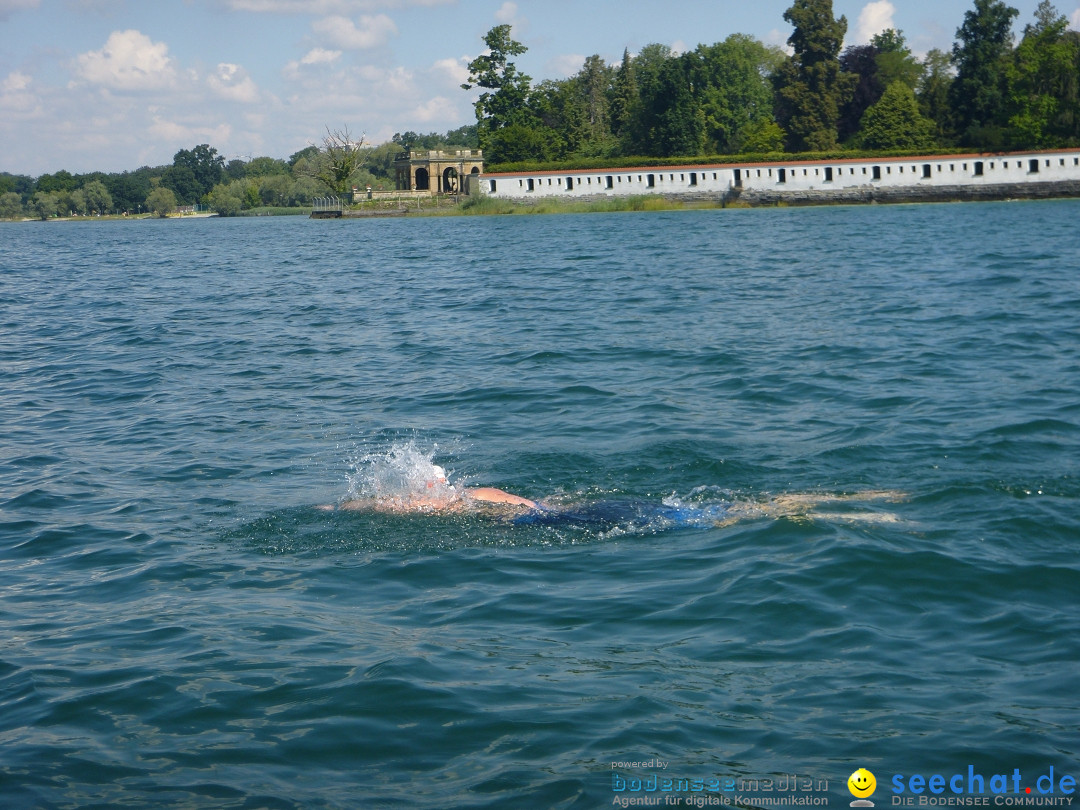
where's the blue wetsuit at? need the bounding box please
[511,499,728,529]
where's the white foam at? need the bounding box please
[345,441,457,502]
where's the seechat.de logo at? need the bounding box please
[850,768,878,807]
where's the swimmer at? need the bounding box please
[321,466,537,514]
[321,465,904,528]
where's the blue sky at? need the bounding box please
[1,0,1075,176]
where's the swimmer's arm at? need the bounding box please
[466,487,537,508]
[319,490,537,511]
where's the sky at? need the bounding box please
[2,0,1077,177]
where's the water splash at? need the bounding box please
[344,440,459,505]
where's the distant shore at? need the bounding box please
[0,207,305,223]
[8,182,1080,225]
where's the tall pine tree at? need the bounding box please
[949,0,1019,147]
[773,0,856,151]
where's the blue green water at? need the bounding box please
[1,202,1078,809]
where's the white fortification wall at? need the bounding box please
[479,150,1080,204]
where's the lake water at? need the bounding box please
[1,202,1078,809]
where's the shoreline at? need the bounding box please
[7,182,1080,224]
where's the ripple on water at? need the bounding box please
[1,204,1079,807]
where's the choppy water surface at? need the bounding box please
[1,202,1078,809]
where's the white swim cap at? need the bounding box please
[431,465,447,481]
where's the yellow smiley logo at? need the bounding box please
[848,768,877,798]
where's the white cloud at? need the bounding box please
[147,116,232,147]
[431,56,469,87]
[312,14,398,49]
[273,51,474,151]
[546,53,585,79]
[1070,8,1080,30]
[355,63,413,94]
[282,48,342,80]
[2,70,31,93]
[855,1,896,45]
[410,95,455,123]
[495,1,516,23]
[2,2,476,176]
[75,30,176,91]
[302,48,342,65]
[0,70,39,114]
[494,1,528,35]
[207,63,260,103]
[0,0,39,20]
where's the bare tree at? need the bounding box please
[300,126,369,193]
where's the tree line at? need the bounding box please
[4,0,1077,219]
[464,0,1080,166]
[0,126,477,220]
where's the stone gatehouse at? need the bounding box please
[394,149,484,194]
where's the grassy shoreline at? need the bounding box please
[420,194,737,216]
[18,187,1076,223]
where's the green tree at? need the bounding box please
[288,146,320,168]
[623,44,670,155]
[208,181,244,216]
[690,35,785,154]
[1006,1,1080,147]
[773,0,856,151]
[485,122,563,164]
[625,43,674,155]
[525,80,576,159]
[573,55,615,154]
[161,165,201,205]
[392,131,425,149]
[528,63,616,160]
[29,191,58,220]
[0,191,23,219]
[1,172,34,198]
[290,175,325,205]
[610,49,639,151]
[873,29,923,90]
[257,173,292,206]
[53,189,77,217]
[839,44,886,142]
[70,188,88,216]
[858,81,936,149]
[224,159,248,181]
[35,170,77,194]
[949,0,1020,147]
[172,144,225,199]
[81,180,112,215]
[146,186,178,218]
[918,49,956,143]
[736,119,787,153]
[242,182,261,209]
[648,54,705,156]
[461,25,534,153]
[442,124,479,147]
[245,156,288,177]
[366,141,408,183]
[104,171,153,213]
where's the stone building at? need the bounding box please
[394,149,484,194]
